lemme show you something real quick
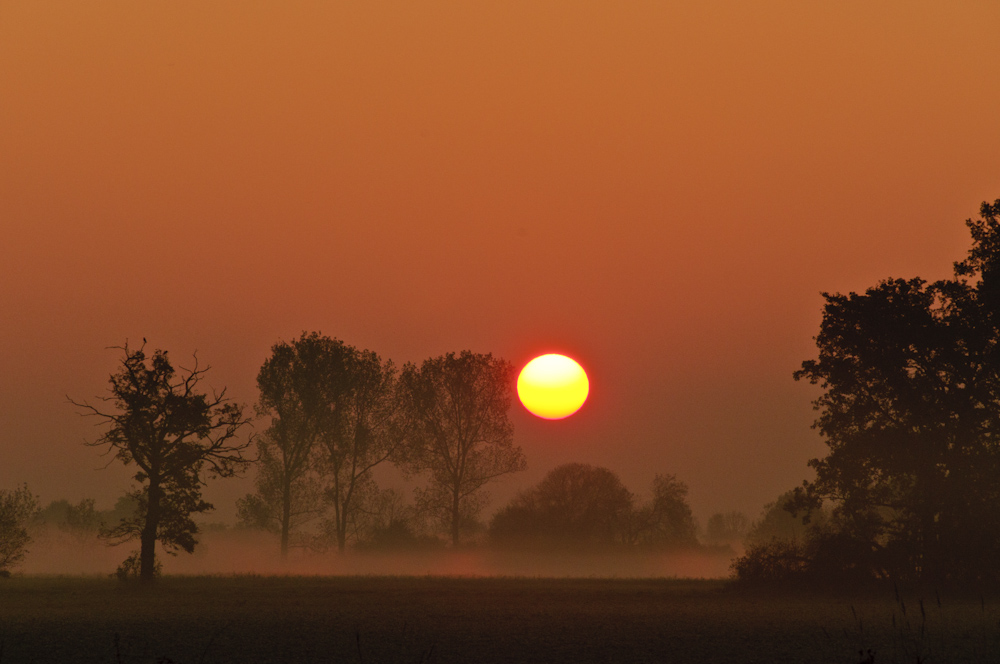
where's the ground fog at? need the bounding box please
[22,527,736,578]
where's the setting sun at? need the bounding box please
[517,354,590,420]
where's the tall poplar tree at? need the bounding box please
[401,351,525,546]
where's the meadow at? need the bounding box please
[3,575,1000,663]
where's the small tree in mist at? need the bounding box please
[630,474,699,549]
[705,511,749,547]
[350,489,441,551]
[401,351,526,547]
[37,498,102,542]
[71,343,253,584]
[744,490,826,546]
[0,484,39,575]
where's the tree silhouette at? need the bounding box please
[0,484,39,574]
[244,333,405,554]
[71,343,252,583]
[490,463,633,549]
[236,429,325,551]
[792,199,1000,584]
[490,466,698,550]
[320,343,405,553]
[244,334,343,556]
[631,473,699,548]
[401,351,525,546]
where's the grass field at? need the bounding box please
[2,576,1000,663]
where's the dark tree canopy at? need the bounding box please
[241,333,345,556]
[401,351,525,546]
[490,463,634,549]
[319,342,405,553]
[72,343,252,583]
[789,199,1000,585]
[241,332,405,554]
[490,465,698,550]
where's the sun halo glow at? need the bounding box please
[516,354,589,420]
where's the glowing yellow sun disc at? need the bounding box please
[517,354,589,420]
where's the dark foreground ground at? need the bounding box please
[2,576,999,663]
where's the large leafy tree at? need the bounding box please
[243,333,405,554]
[793,199,1000,584]
[401,351,526,546]
[324,347,406,552]
[72,344,253,583]
[242,334,345,557]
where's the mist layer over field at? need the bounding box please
[22,527,735,578]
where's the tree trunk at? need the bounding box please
[280,476,291,559]
[451,487,461,547]
[336,500,347,553]
[140,480,161,585]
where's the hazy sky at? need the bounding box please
[2,1,999,526]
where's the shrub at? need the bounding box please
[114,551,162,582]
[0,484,40,574]
[730,538,809,586]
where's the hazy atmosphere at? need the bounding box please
[3,0,1000,535]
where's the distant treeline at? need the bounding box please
[13,466,805,568]
[2,335,732,582]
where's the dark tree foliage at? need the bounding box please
[0,484,39,573]
[491,466,699,550]
[321,344,406,553]
[730,538,809,587]
[243,333,344,556]
[72,343,253,583]
[401,351,526,546]
[789,199,1000,586]
[490,464,634,549]
[243,333,405,554]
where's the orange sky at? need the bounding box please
[2,1,999,526]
